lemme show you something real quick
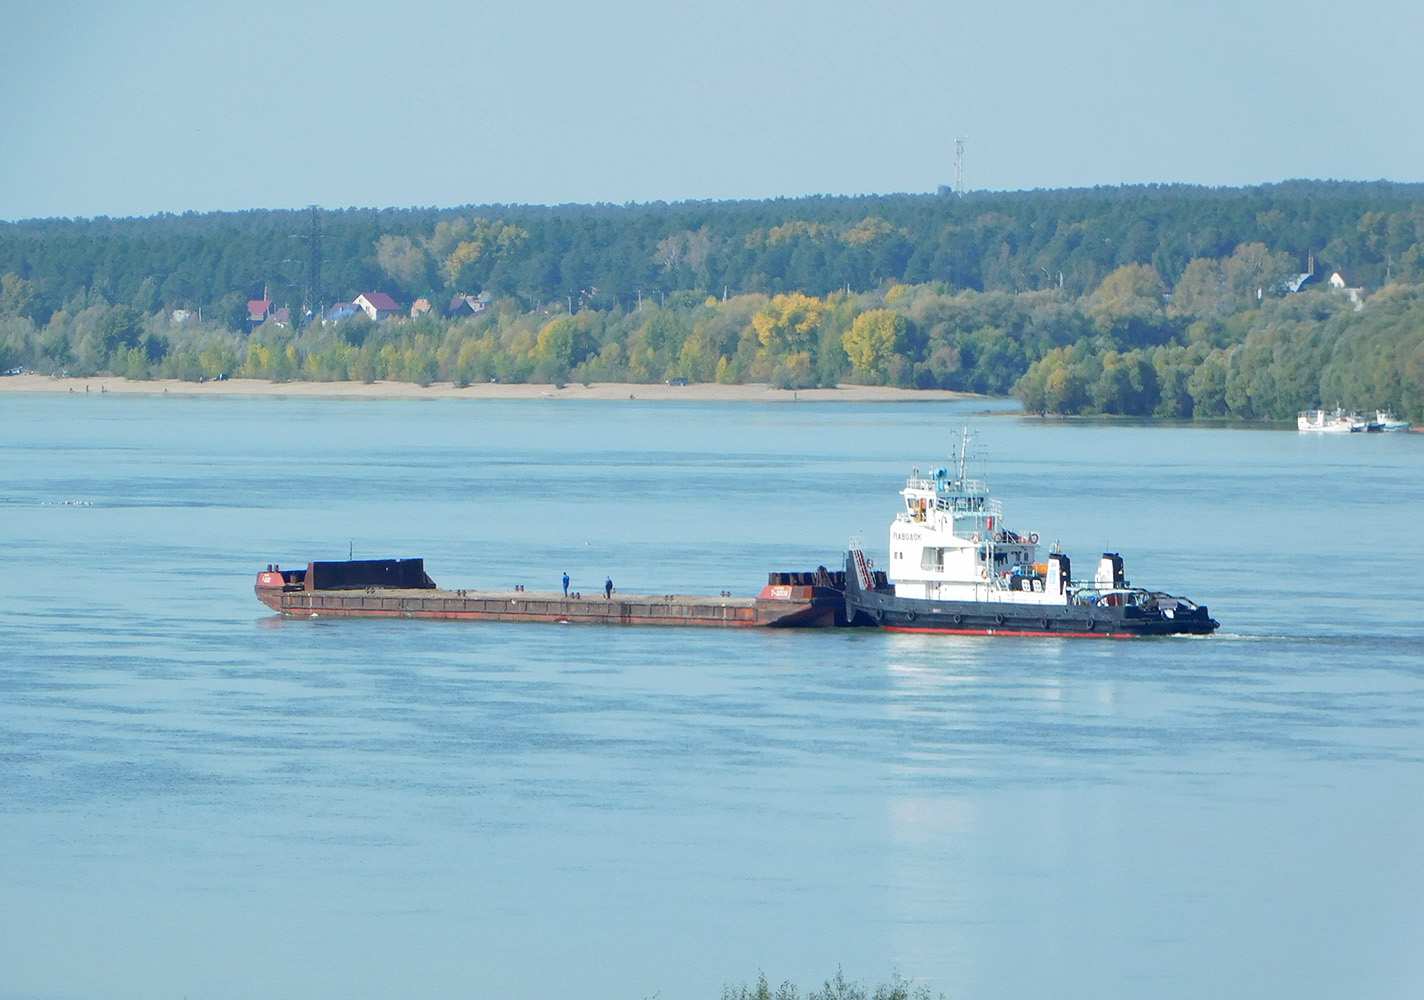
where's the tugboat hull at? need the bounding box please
[842,554,1218,637]
[845,588,1218,637]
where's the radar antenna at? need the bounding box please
[956,426,976,482]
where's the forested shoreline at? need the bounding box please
[3,181,1423,419]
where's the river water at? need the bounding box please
[2,395,1422,1000]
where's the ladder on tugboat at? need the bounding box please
[851,548,876,592]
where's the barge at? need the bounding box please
[255,433,1219,639]
[255,558,845,628]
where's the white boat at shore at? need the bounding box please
[1297,408,1362,432]
[1373,410,1410,432]
[1298,407,1413,432]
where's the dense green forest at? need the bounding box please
[2,181,1423,420]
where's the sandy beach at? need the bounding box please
[0,373,991,404]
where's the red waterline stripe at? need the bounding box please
[882,625,1130,638]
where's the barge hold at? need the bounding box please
[255,558,845,628]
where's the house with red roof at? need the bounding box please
[355,292,402,321]
[246,298,273,331]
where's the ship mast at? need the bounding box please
[956,427,973,483]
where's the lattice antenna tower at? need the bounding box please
[954,136,968,197]
[304,206,323,321]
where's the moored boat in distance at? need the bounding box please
[842,433,1219,637]
[1298,407,1364,432]
[1297,407,1413,432]
[1373,410,1410,432]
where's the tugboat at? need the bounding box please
[843,434,1219,637]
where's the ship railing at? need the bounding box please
[940,496,1002,518]
[949,476,989,495]
[909,475,994,498]
[1069,586,1155,607]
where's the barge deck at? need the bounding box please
[256,558,843,628]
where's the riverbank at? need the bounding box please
[0,374,987,403]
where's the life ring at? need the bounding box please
[979,568,988,580]
[1029,532,1039,544]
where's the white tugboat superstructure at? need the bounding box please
[843,431,1219,636]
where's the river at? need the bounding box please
[2,395,1422,1000]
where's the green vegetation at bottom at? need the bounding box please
[723,970,942,1000]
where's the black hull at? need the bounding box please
[842,557,1218,637]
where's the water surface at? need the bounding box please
[2,395,1422,1000]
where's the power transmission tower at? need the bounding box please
[302,206,323,322]
[954,137,968,197]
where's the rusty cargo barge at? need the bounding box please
[255,558,850,628]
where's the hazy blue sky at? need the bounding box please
[5,0,1422,220]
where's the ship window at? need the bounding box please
[920,547,943,571]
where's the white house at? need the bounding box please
[354,292,402,321]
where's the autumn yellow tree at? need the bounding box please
[534,317,594,380]
[440,218,530,291]
[1089,264,1164,324]
[1087,263,1174,347]
[751,293,825,356]
[841,308,906,383]
[374,235,429,288]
